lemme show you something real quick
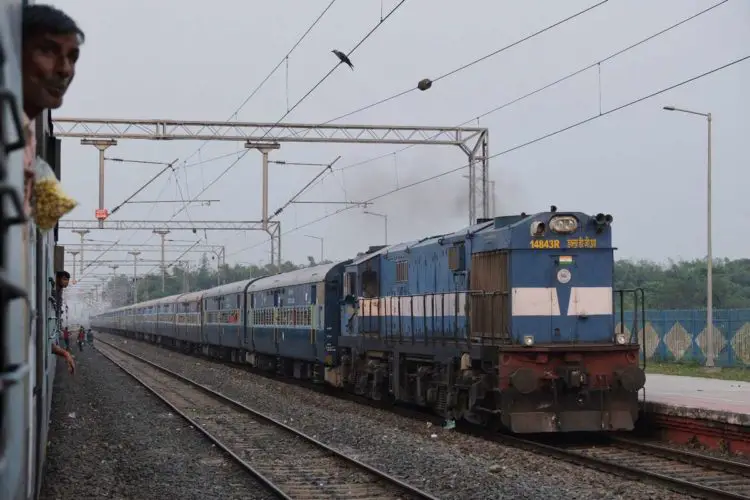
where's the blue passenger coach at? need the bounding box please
[246,263,348,378]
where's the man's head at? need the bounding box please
[56,270,70,289]
[22,4,84,118]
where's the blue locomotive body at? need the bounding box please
[92,209,645,434]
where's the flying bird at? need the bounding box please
[331,49,354,70]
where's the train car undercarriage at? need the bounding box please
[99,327,644,434]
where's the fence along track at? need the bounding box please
[96,340,437,500]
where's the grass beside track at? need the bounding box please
[646,362,750,382]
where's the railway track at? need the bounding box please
[496,433,750,500]
[95,339,437,500]
[97,333,750,499]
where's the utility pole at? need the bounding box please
[128,251,141,304]
[245,141,280,266]
[71,229,90,271]
[109,264,119,306]
[364,211,388,245]
[663,105,715,368]
[66,250,79,281]
[152,229,170,291]
[179,260,190,293]
[304,235,324,263]
[81,138,118,228]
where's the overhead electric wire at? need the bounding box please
[104,0,341,256]
[169,0,410,223]
[304,0,729,188]
[104,0,410,278]
[321,0,610,125]
[108,159,177,215]
[228,52,750,258]
[180,0,340,166]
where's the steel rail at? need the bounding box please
[96,338,438,500]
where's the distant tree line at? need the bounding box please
[615,258,750,310]
[100,254,750,311]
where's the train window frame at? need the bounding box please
[395,260,408,283]
[345,271,357,297]
[448,242,466,272]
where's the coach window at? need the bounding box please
[310,285,317,305]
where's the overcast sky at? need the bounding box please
[51,0,749,286]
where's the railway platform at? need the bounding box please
[639,373,750,455]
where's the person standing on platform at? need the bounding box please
[62,327,70,352]
[77,325,85,351]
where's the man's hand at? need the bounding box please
[52,343,76,374]
[64,351,76,374]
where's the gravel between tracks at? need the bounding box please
[39,344,275,500]
[99,333,691,500]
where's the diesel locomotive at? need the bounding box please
[92,207,647,433]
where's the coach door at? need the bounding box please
[469,251,510,343]
[273,290,281,354]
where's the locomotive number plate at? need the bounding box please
[530,239,561,249]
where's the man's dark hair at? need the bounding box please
[56,270,70,279]
[23,4,85,43]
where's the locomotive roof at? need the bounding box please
[349,220,495,265]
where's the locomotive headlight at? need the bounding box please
[549,215,578,234]
[523,335,534,347]
[615,333,627,345]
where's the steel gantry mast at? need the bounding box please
[52,117,491,239]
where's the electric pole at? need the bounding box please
[109,264,119,306]
[71,229,90,271]
[66,250,79,281]
[128,251,141,304]
[152,229,170,291]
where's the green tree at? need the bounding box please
[614,258,750,310]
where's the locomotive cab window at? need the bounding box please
[448,243,466,272]
[345,271,357,297]
[362,268,379,298]
[395,260,408,283]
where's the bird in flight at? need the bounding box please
[331,49,354,70]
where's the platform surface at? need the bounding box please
[641,373,750,426]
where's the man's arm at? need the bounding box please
[51,343,75,374]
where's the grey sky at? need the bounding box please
[52,0,749,285]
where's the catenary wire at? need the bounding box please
[137,1,411,276]
[77,1,729,277]
[100,1,341,258]
[321,0,610,124]
[227,53,750,258]
[180,0,340,166]
[168,0,410,223]
[293,0,729,201]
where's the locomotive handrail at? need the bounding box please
[613,287,647,370]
